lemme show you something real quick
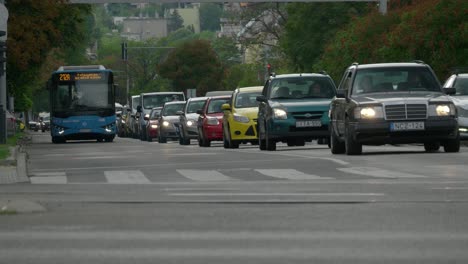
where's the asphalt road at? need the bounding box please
[1,132,468,263]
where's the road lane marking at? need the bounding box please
[255,169,332,180]
[30,176,67,184]
[168,192,384,196]
[104,171,151,184]
[338,167,426,178]
[176,170,235,181]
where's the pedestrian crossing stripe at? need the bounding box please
[255,169,331,180]
[104,171,151,184]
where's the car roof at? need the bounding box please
[350,62,430,70]
[207,95,231,100]
[235,86,263,93]
[164,101,186,105]
[187,96,208,102]
[271,73,330,79]
[205,91,233,96]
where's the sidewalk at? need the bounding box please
[0,133,30,184]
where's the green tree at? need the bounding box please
[158,40,224,96]
[167,9,184,33]
[200,3,223,31]
[212,37,241,67]
[5,0,92,112]
[281,2,368,72]
[317,0,468,82]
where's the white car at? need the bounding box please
[444,73,468,139]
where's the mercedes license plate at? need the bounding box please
[390,121,425,131]
[296,120,322,128]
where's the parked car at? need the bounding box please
[158,101,186,143]
[222,86,263,148]
[329,61,459,155]
[197,95,231,147]
[443,72,468,139]
[177,97,208,145]
[145,107,162,142]
[256,73,337,151]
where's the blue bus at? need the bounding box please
[48,65,116,143]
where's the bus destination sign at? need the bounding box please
[59,72,104,82]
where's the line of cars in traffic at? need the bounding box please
[117,61,466,155]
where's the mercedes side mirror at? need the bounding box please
[443,87,456,95]
[136,105,143,113]
[336,90,347,99]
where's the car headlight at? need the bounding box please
[233,114,250,123]
[429,104,455,117]
[186,120,194,127]
[273,108,287,119]
[162,121,170,127]
[354,106,383,119]
[151,124,158,129]
[206,117,219,125]
[121,120,125,124]
[145,114,149,119]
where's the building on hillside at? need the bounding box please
[121,18,168,41]
[166,7,200,33]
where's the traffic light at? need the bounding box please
[121,42,127,61]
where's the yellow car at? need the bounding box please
[222,86,263,148]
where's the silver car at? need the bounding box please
[158,101,186,143]
[444,73,468,139]
[177,97,208,145]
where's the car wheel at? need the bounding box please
[443,133,460,153]
[330,124,345,154]
[287,140,295,147]
[295,138,305,146]
[105,137,114,143]
[344,118,362,155]
[97,138,104,142]
[265,127,276,151]
[424,142,440,152]
[158,135,167,143]
[223,127,230,149]
[258,122,266,150]
[224,125,239,149]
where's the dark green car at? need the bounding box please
[256,73,337,151]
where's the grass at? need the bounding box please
[0,132,23,160]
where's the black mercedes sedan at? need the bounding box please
[329,62,459,155]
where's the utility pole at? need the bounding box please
[0,0,8,144]
[121,42,129,106]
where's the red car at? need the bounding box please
[197,95,231,147]
[145,107,162,142]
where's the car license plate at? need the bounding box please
[296,120,322,128]
[80,129,91,133]
[390,121,425,131]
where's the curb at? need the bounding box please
[0,134,31,184]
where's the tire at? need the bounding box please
[330,124,345,154]
[223,127,230,149]
[105,137,114,143]
[424,142,440,152]
[444,133,460,153]
[295,138,305,146]
[287,140,295,147]
[258,122,266,150]
[344,119,362,155]
[224,125,239,149]
[97,138,103,142]
[265,127,276,151]
[158,135,167,143]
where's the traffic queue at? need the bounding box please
[116,61,467,155]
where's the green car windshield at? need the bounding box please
[269,77,335,99]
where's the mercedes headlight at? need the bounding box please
[354,106,383,119]
[273,108,287,119]
[162,121,170,127]
[233,114,250,123]
[186,120,194,127]
[429,104,455,117]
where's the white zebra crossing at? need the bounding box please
[29,172,67,184]
[255,169,331,180]
[104,170,151,184]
